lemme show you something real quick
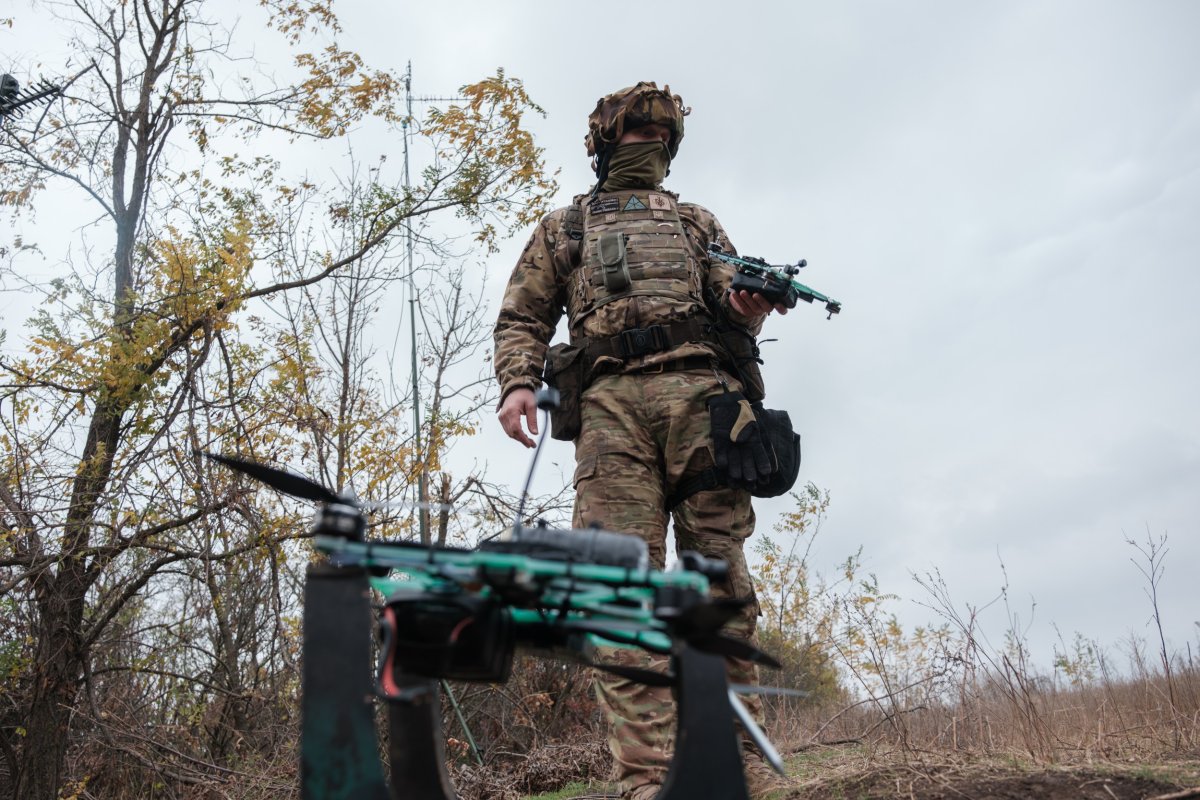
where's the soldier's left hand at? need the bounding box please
[728,289,789,319]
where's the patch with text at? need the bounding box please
[588,197,620,215]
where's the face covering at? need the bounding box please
[601,141,671,190]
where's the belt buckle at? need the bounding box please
[641,360,665,374]
[619,324,668,358]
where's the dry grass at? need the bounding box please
[500,643,1200,799]
[456,740,610,800]
[782,747,1200,800]
[760,654,1200,764]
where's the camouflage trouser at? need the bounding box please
[571,368,764,797]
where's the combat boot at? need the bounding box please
[743,751,797,800]
[624,784,660,800]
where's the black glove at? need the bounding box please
[707,391,774,488]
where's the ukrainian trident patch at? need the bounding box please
[647,193,672,211]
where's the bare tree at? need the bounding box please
[0,2,554,796]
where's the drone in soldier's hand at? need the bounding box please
[709,243,842,320]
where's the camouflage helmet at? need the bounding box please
[585,81,691,159]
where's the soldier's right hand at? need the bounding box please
[498,387,539,448]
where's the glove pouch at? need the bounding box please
[748,405,801,498]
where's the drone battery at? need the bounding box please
[383,594,514,683]
[731,270,799,309]
[489,524,649,571]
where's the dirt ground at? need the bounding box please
[792,768,1190,799]
[786,756,1200,800]
[518,749,1200,800]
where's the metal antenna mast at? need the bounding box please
[401,61,463,545]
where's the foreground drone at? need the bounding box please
[206,392,797,800]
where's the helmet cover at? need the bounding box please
[585,81,691,159]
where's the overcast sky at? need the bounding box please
[362,0,1200,668]
[7,1,1198,670]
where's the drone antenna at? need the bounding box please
[511,388,560,538]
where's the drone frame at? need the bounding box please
[300,558,752,800]
[203,444,772,800]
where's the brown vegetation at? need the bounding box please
[498,500,1200,799]
[1,4,1194,800]
[0,2,558,798]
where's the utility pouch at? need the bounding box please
[722,327,766,403]
[543,343,587,441]
[749,405,801,498]
[597,232,631,293]
[672,402,801,508]
[701,287,766,403]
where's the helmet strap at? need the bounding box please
[590,147,614,198]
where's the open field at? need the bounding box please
[522,749,1200,800]
[492,660,1200,800]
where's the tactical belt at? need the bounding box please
[581,317,715,362]
[632,355,715,375]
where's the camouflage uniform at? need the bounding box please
[493,83,772,799]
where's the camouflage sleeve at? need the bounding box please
[680,203,765,335]
[493,211,567,403]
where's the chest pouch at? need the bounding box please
[597,232,631,294]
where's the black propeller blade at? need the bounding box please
[655,597,781,666]
[202,452,341,505]
[558,614,781,670]
[662,598,746,635]
[688,634,782,670]
[592,661,676,688]
[730,683,810,698]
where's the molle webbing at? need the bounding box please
[563,204,584,268]
[567,189,704,324]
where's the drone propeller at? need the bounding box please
[730,683,810,698]
[655,596,783,669]
[728,690,787,775]
[687,633,782,669]
[202,452,341,504]
[660,597,744,634]
[554,615,781,671]
[201,452,451,513]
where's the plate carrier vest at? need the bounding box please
[565,189,705,331]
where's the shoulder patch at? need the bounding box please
[589,197,620,214]
[648,193,671,211]
[622,195,648,212]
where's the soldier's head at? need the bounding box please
[586,82,690,188]
[618,123,672,147]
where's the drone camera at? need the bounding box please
[381,593,514,684]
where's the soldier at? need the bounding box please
[494,82,791,800]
